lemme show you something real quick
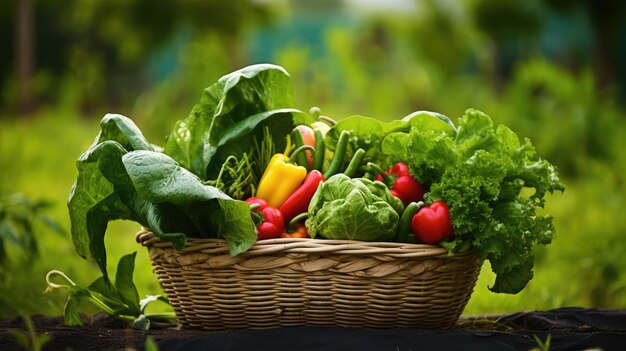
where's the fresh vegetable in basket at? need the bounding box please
[281,222,309,238]
[248,200,284,240]
[68,64,314,281]
[306,174,404,241]
[255,146,312,208]
[369,162,425,206]
[382,109,564,293]
[279,169,325,223]
[410,200,454,244]
[67,63,563,298]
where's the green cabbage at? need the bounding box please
[306,174,403,241]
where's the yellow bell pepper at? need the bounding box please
[256,153,308,208]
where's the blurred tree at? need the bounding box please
[17,0,34,115]
[584,0,626,91]
[1,0,276,116]
[472,0,545,88]
[471,0,626,100]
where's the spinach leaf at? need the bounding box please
[68,140,138,281]
[96,114,154,152]
[164,64,312,179]
[122,150,257,256]
[68,115,186,281]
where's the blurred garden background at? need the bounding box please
[1,0,625,319]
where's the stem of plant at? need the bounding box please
[288,145,315,164]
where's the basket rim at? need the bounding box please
[136,228,470,259]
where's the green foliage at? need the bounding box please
[1,0,276,112]
[69,113,259,281]
[45,252,176,330]
[530,334,551,351]
[383,109,564,293]
[0,193,64,269]
[164,64,310,179]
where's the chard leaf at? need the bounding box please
[164,64,311,179]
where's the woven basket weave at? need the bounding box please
[136,228,483,330]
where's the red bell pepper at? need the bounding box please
[369,162,425,206]
[410,200,454,244]
[246,197,284,240]
[279,170,325,223]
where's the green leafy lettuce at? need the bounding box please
[306,174,403,241]
[324,111,457,174]
[382,109,564,294]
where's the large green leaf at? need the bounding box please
[115,252,140,315]
[68,141,136,280]
[96,114,154,152]
[122,150,257,255]
[164,64,312,179]
[68,115,154,281]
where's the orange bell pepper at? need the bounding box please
[280,222,309,238]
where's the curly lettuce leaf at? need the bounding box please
[383,108,564,294]
[382,128,458,187]
[325,112,455,173]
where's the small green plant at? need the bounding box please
[0,193,64,267]
[9,316,52,351]
[46,252,177,330]
[530,334,551,351]
[144,336,160,351]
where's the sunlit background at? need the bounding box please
[1,0,625,318]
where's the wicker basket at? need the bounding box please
[136,228,483,330]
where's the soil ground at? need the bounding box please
[1,308,625,351]
[0,315,213,351]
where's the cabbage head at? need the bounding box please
[306,174,403,241]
